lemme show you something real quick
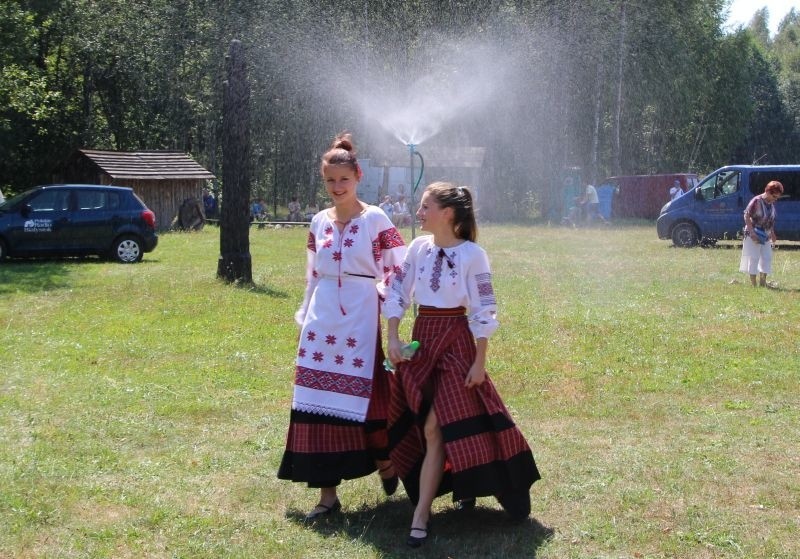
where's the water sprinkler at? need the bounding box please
[407,143,424,239]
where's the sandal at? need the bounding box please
[378,464,399,496]
[304,499,341,520]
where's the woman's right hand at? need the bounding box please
[386,337,404,367]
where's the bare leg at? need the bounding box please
[410,408,445,537]
[759,273,767,287]
[749,274,757,287]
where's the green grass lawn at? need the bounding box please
[1,224,798,558]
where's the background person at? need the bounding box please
[277,132,407,519]
[393,194,412,227]
[584,183,605,223]
[250,199,261,221]
[383,182,540,548]
[287,196,302,221]
[669,179,684,201]
[379,195,395,221]
[303,201,319,221]
[202,188,217,218]
[740,180,783,287]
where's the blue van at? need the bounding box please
[656,165,800,247]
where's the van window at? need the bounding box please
[697,170,740,201]
[749,171,800,201]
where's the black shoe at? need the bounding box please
[304,499,341,520]
[454,497,476,511]
[406,525,428,548]
[378,465,399,496]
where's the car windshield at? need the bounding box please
[0,189,35,210]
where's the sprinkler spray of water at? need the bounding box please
[407,142,425,240]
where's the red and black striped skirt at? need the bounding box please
[387,306,540,500]
[277,330,393,488]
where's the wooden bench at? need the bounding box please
[205,219,309,228]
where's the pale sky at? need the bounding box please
[725,0,799,36]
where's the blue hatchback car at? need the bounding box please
[0,184,158,262]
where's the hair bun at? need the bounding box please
[332,132,354,153]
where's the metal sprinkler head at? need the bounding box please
[407,143,417,155]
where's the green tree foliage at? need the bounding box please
[768,8,800,153]
[0,0,798,218]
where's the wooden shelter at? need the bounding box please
[55,149,215,230]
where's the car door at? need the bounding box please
[9,188,74,252]
[71,189,122,251]
[693,170,743,239]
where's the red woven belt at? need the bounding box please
[417,305,466,317]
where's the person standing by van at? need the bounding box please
[740,180,784,287]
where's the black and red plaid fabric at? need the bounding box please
[278,329,394,487]
[387,309,540,500]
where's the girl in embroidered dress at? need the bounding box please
[740,180,783,287]
[278,133,407,519]
[383,182,540,548]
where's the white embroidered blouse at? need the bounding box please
[382,235,499,339]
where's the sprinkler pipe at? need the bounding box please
[407,143,425,239]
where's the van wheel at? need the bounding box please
[111,235,143,263]
[672,223,699,247]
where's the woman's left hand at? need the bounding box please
[464,364,487,388]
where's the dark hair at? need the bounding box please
[320,131,362,178]
[765,180,784,195]
[425,181,477,242]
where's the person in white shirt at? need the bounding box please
[383,182,540,548]
[379,195,394,220]
[584,183,604,223]
[393,195,412,226]
[278,132,407,520]
[669,179,684,201]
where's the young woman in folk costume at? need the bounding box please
[278,133,407,519]
[383,182,540,547]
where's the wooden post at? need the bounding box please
[217,39,253,283]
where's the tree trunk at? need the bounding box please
[591,62,604,184]
[613,2,627,177]
[217,39,253,284]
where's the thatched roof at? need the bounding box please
[77,149,215,180]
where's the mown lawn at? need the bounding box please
[1,224,798,559]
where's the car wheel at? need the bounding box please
[0,238,7,261]
[112,235,143,263]
[671,222,699,247]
